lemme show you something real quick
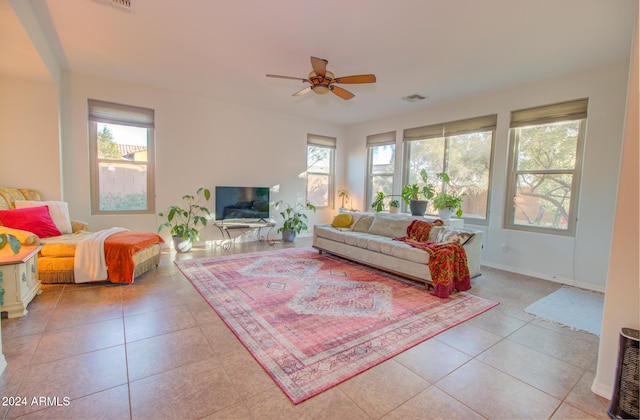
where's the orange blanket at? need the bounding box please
[394,220,471,298]
[104,231,164,284]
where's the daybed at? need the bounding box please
[0,187,163,284]
[313,212,483,297]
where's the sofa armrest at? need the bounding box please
[71,220,89,233]
[0,226,40,246]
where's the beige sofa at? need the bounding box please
[313,212,482,287]
[0,187,162,284]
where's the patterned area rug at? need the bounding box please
[175,248,498,404]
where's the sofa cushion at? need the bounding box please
[435,228,475,245]
[353,215,374,232]
[0,206,61,238]
[368,213,413,238]
[15,200,73,234]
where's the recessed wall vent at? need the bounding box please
[401,94,427,103]
[92,0,135,14]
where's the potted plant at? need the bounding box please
[371,191,386,212]
[389,199,401,214]
[432,172,465,219]
[401,169,435,216]
[275,200,316,242]
[337,188,350,209]
[158,187,211,252]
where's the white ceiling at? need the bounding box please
[2,0,637,126]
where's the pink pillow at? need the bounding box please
[0,206,62,238]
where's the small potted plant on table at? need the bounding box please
[158,187,211,252]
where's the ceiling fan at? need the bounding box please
[266,56,376,100]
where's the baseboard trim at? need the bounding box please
[480,261,606,293]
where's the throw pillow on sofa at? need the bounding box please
[0,206,61,238]
[14,200,73,234]
[368,213,413,238]
[331,213,353,228]
[435,228,475,245]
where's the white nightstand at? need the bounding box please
[0,245,42,318]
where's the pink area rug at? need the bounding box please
[175,248,498,404]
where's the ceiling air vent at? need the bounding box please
[401,94,427,103]
[92,0,134,13]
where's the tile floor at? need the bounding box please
[0,237,611,419]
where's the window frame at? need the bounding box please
[504,99,588,236]
[402,115,497,224]
[88,99,156,215]
[306,134,336,210]
[365,131,396,210]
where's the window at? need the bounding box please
[366,131,396,209]
[306,134,335,209]
[88,99,155,214]
[505,98,587,235]
[403,115,497,221]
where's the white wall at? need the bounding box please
[592,11,639,399]
[56,71,344,242]
[0,75,61,198]
[345,61,629,292]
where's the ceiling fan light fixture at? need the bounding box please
[313,86,330,95]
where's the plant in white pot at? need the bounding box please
[158,188,211,252]
[401,169,436,216]
[389,199,401,214]
[432,172,465,219]
[275,200,316,242]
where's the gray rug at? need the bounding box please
[525,286,604,335]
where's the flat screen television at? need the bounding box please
[215,186,270,221]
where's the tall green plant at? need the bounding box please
[401,168,435,204]
[158,188,211,244]
[275,201,316,234]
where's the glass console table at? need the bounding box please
[213,221,276,250]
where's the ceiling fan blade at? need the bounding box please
[266,74,308,82]
[330,85,355,100]
[292,86,313,97]
[310,56,328,78]
[334,74,377,84]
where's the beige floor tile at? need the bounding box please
[466,304,528,336]
[477,339,584,398]
[551,401,603,419]
[218,346,276,400]
[338,359,429,418]
[126,326,215,381]
[0,310,51,340]
[124,304,198,342]
[393,337,470,382]
[45,302,124,332]
[434,321,503,356]
[8,346,128,418]
[244,385,369,420]
[199,319,248,356]
[508,323,599,369]
[436,359,561,419]
[32,317,125,364]
[564,368,611,418]
[15,384,131,419]
[1,333,42,372]
[129,357,241,419]
[382,385,484,420]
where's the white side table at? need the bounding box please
[0,245,42,318]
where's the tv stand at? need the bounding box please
[213,220,276,250]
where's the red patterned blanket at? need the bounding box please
[394,219,471,298]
